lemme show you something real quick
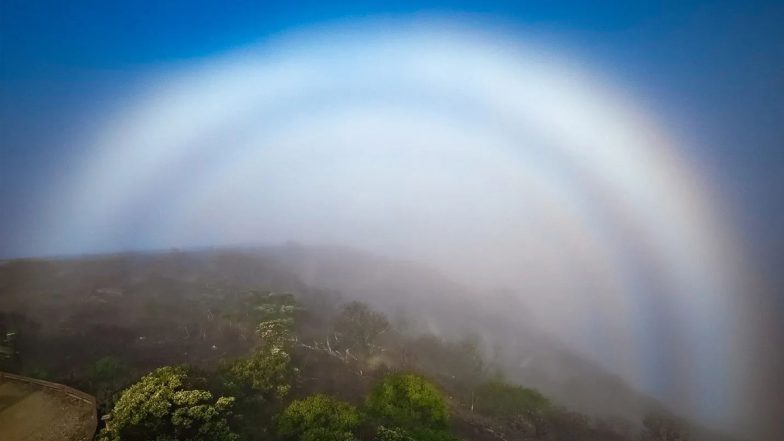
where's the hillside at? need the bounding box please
[0,245,730,440]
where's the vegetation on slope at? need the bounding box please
[0,250,698,441]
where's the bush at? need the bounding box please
[474,381,551,417]
[278,394,361,441]
[366,373,449,431]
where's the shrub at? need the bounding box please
[278,394,361,441]
[474,381,551,417]
[366,373,449,431]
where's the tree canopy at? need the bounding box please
[474,380,552,417]
[367,373,449,431]
[223,315,297,400]
[278,394,361,441]
[333,301,389,356]
[98,365,238,441]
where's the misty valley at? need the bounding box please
[0,245,726,441]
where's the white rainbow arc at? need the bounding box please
[44,22,746,427]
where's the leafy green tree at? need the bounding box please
[278,394,361,441]
[98,366,238,441]
[333,301,389,356]
[367,374,450,434]
[85,356,131,411]
[474,380,552,418]
[224,318,296,400]
[225,348,292,399]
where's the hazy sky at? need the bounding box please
[1,1,783,439]
[1,1,783,264]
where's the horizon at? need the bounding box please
[2,2,783,440]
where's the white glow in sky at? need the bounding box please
[40,22,750,432]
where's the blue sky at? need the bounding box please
[1,2,783,438]
[2,0,783,340]
[2,0,783,261]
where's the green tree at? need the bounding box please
[98,366,238,441]
[333,301,389,356]
[366,373,452,438]
[85,356,131,411]
[278,394,361,441]
[225,348,292,399]
[474,381,552,418]
[224,318,296,400]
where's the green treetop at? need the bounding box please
[98,365,238,441]
[367,373,457,440]
[278,394,361,441]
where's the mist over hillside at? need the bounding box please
[0,244,738,441]
[3,1,784,439]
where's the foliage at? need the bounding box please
[366,373,449,431]
[641,413,691,441]
[85,356,132,412]
[222,291,301,342]
[375,426,416,441]
[258,318,296,351]
[374,425,458,441]
[333,301,389,356]
[98,365,238,441]
[248,291,300,323]
[223,317,296,400]
[215,296,301,439]
[474,380,552,417]
[404,333,488,405]
[86,356,129,383]
[278,394,361,441]
[225,348,293,399]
